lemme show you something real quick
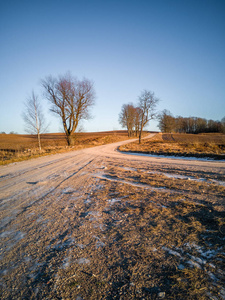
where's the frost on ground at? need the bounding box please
[0,144,225,300]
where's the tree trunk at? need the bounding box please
[37,133,41,153]
[66,134,74,146]
[139,123,144,144]
[139,131,142,144]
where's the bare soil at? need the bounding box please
[119,133,225,160]
[0,136,225,299]
[0,131,132,165]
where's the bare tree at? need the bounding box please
[22,92,47,152]
[118,103,136,137]
[133,107,141,137]
[42,73,95,146]
[138,90,159,143]
[158,109,176,133]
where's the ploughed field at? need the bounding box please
[120,133,225,160]
[0,131,131,165]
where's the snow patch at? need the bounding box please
[76,258,90,264]
[162,246,181,257]
[120,151,225,162]
[107,199,121,205]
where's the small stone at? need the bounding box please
[158,292,165,298]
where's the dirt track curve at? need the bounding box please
[1,134,225,299]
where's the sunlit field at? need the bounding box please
[0,131,131,165]
[120,133,225,160]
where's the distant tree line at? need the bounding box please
[0,131,18,134]
[158,109,225,134]
[119,90,159,143]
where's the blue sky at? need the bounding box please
[0,0,225,133]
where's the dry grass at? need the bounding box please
[1,154,225,299]
[120,133,225,160]
[0,131,130,165]
[73,162,224,299]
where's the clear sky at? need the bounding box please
[0,0,225,133]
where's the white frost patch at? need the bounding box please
[208,272,218,281]
[48,237,75,250]
[88,211,101,222]
[84,199,91,204]
[185,243,217,259]
[93,235,100,240]
[94,173,174,193]
[62,187,76,194]
[0,269,8,275]
[76,258,90,264]
[201,249,218,259]
[188,255,206,265]
[178,264,185,270]
[36,216,43,223]
[0,230,14,239]
[161,205,167,209]
[93,223,105,230]
[107,199,121,205]
[24,256,31,263]
[151,247,158,252]
[77,244,85,249]
[120,151,225,162]
[14,231,26,241]
[96,241,105,249]
[120,167,137,172]
[220,288,225,299]
[146,170,225,187]
[162,246,181,257]
[62,256,71,269]
[210,179,225,187]
[0,210,20,229]
[187,260,201,269]
[88,211,100,217]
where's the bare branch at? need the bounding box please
[22,92,47,152]
[137,90,159,143]
[42,73,95,145]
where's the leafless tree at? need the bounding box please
[42,73,95,146]
[158,109,176,133]
[118,103,136,137]
[22,92,47,152]
[134,107,142,137]
[138,90,159,143]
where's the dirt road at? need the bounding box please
[1,135,225,299]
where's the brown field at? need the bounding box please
[119,133,225,160]
[0,131,131,165]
